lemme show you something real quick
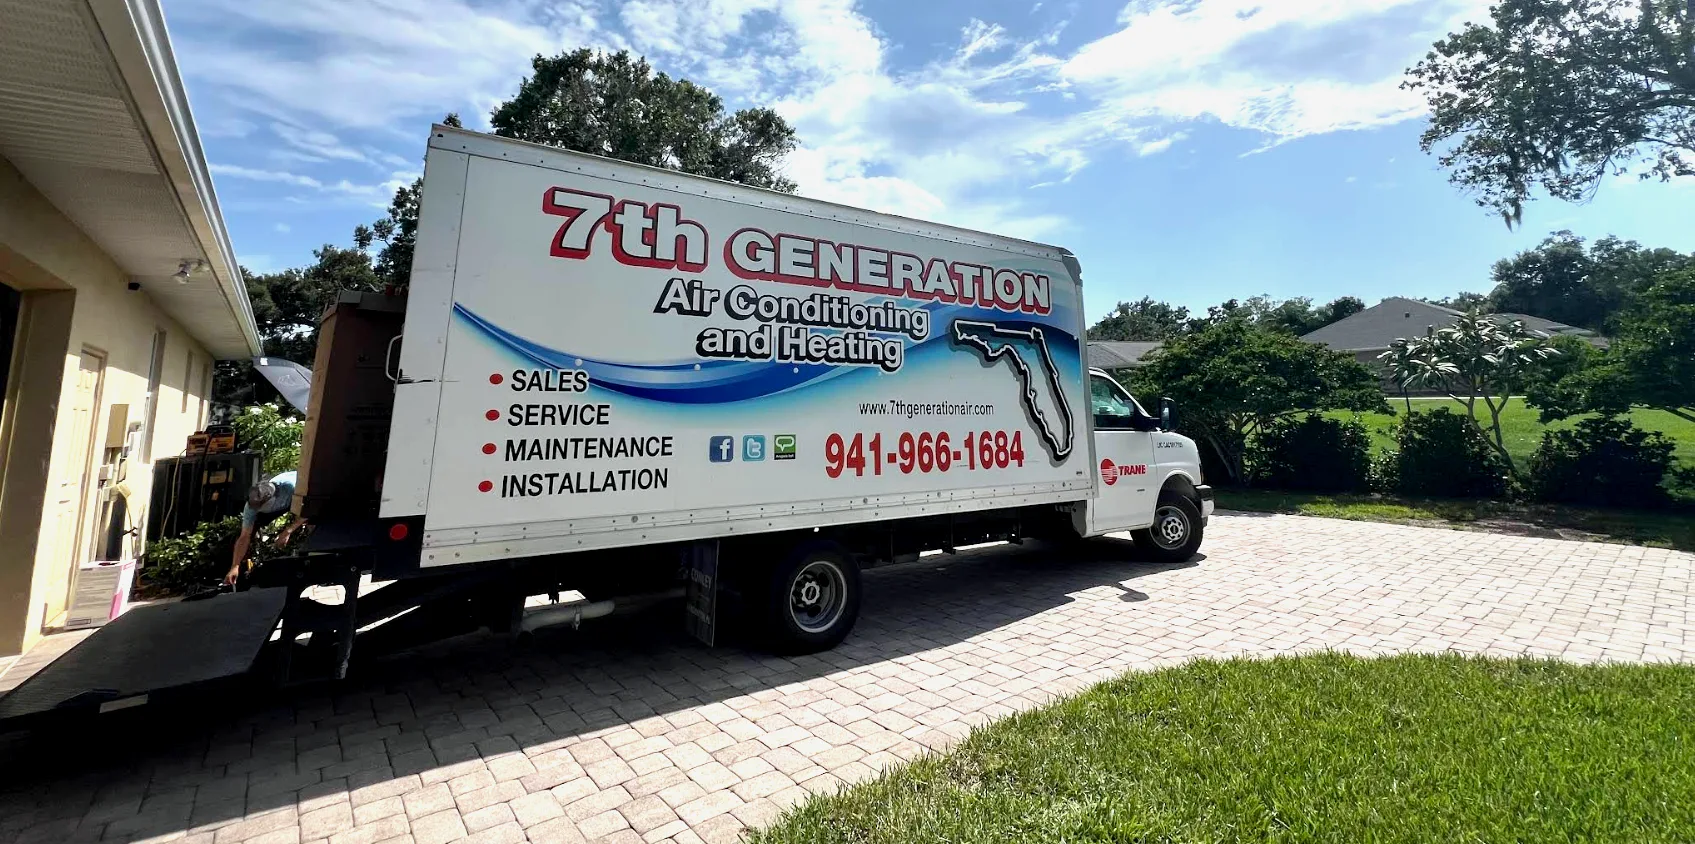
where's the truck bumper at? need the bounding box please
[1196,484,1214,524]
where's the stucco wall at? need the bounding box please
[0,155,213,656]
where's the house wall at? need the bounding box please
[0,155,213,656]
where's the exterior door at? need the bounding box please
[1086,373,1158,534]
[44,348,105,626]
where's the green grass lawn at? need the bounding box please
[750,654,1695,844]
[1219,488,1695,551]
[1325,397,1695,469]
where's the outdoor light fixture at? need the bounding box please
[174,258,207,283]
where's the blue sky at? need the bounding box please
[167,0,1695,321]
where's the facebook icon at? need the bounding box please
[709,436,735,463]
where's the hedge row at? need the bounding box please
[1248,409,1684,507]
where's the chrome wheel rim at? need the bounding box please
[789,560,847,633]
[1152,506,1189,549]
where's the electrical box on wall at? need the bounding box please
[103,404,129,449]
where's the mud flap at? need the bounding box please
[683,540,719,647]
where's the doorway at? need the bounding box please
[43,347,105,627]
[0,282,17,426]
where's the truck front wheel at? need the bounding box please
[1132,493,1204,563]
[762,543,860,654]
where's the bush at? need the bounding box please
[1368,449,1400,494]
[1528,416,1676,508]
[232,403,304,476]
[141,515,289,594]
[1392,408,1512,499]
[1250,415,1372,492]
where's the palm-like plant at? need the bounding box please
[1381,312,1559,473]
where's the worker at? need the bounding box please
[225,470,304,586]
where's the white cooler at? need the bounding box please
[65,558,137,630]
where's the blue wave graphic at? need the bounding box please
[454,299,1080,405]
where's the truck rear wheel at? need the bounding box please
[761,543,860,654]
[1132,493,1203,563]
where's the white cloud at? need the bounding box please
[210,163,325,189]
[180,0,1484,253]
[274,222,291,233]
[1062,0,1487,140]
[210,163,407,206]
[1137,134,1185,157]
[171,0,609,132]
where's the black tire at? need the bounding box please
[1132,493,1204,563]
[760,543,861,654]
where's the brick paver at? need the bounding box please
[2,514,1690,843]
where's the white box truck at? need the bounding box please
[348,125,1212,653]
[0,126,1215,725]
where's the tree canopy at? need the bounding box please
[1405,0,1695,225]
[1129,320,1386,484]
[1485,231,1694,331]
[492,49,798,192]
[1424,292,1491,312]
[1529,268,1695,423]
[221,52,801,409]
[1087,297,1192,341]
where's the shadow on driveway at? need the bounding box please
[0,538,1198,840]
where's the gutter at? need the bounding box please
[83,0,263,359]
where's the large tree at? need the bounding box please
[215,248,386,408]
[1405,0,1695,225]
[1486,231,1694,331]
[1087,297,1191,341]
[1130,319,1387,485]
[1179,295,1366,336]
[1529,268,1695,423]
[1424,291,1491,312]
[491,49,798,192]
[221,54,802,408]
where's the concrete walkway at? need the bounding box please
[1,513,1689,844]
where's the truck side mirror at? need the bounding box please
[1159,397,1175,431]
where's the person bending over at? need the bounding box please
[225,470,304,586]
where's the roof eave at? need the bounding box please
[85,0,261,359]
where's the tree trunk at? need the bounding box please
[1480,393,1517,474]
[1203,434,1240,486]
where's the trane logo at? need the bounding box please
[1100,459,1148,486]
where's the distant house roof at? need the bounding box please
[1088,340,1162,370]
[1300,297,1605,352]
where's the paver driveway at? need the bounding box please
[2,513,1691,844]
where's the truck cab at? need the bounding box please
[1082,368,1213,560]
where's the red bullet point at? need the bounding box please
[478,480,493,492]
[485,409,499,421]
[489,373,503,385]
[482,443,496,455]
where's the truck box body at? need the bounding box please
[296,291,404,521]
[383,127,1093,567]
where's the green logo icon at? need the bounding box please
[773,434,797,460]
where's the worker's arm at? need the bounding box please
[226,522,256,585]
[274,518,305,548]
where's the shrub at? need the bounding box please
[1250,415,1372,492]
[141,515,289,594]
[1393,408,1512,499]
[1368,449,1400,494]
[1528,416,1676,508]
[232,403,304,476]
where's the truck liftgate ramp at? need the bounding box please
[0,588,288,731]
